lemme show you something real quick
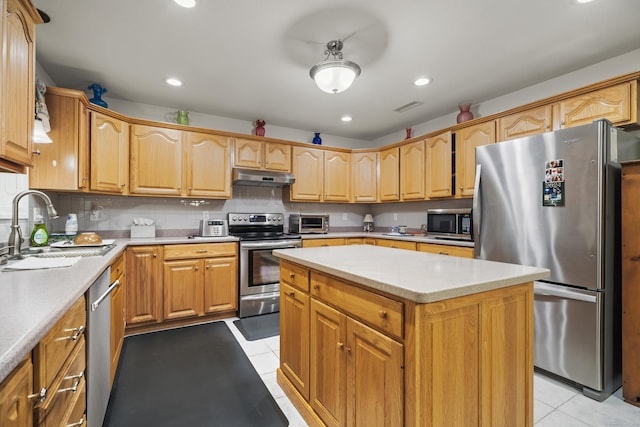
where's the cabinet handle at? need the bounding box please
[28,387,47,402]
[195,250,208,253]
[459,186,463,190]
[379,310,388,319]
[188,187,192,191]
[66,417,85,427]
[438,252,449,255]
[345,346,352,353]
[195,266,199,271]
[32,149,41,156]
[120,183,125,188]
[56,325,85,341]
[289,272,295,279]
[58,371,84,394]
[337,342,344,349]
[153,253,157,258]
[289,291,295,297]
[206,265,210,270]
[177,186,182,191]
[313,284,320,290]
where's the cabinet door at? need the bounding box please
[110,275,124,386]
[280,282,310,400]
[126,246,163,325]
[0,357,33,427]
[346,317,403,427]
[379,147,399,201]
[203,256,238,314]
[130,125,183,195]
[311,300,347,427]
[400,140,426,200]
[351,151,378,203]
[290,146,323,201]
[264,142,291,171]
[233,138,262,169]
[455,121,495,198]
[164,259,204,320]
[0,0,37,168]
[91,111,129,193]
[185,132,231,198]
[324,151,351,202]
[497,105,552,142]
[554,82,634,129]
[30,89,89,191]
[426,131,452,198]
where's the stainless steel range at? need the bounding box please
[228,212,301,318]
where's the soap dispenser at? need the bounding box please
[30,209,49,247]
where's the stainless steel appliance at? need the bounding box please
[228,212,302,318]
[199,219,228,237]
[232,168,295,187]
[288,213,329,234]
[474,119,640,401]
[426,208,473,241]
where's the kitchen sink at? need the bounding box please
[16,244,116,258]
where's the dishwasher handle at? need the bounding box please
[91,279,120,312]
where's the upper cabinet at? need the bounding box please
[185,132,232,199]
[455,121,496,198]
[233,138,291,172]
[30,87,89,191]
[400,140,426,201]
[91,111,129,194]
[497,105,552,142]
[0,0,42,172]
[351,151,378,203]
[379,147,400,201]
[553,81,637,129]
[426,131,453,198]
[324,150,350,202]
[289,146,323,201]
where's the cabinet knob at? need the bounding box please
[459,186,463,190]
[289,291,295,297]
[188,187,192,191]
[345,346,352,353]
[196,250,208,253]
[195,266,199,271]
[289,272,295,279]
[313,284,320,290]
[153,253,157,258]
[120,183,125,188]
[379,310,388,319]
[206,265,210,269]
[337,342,344,349]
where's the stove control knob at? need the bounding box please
[231,216,237,221]
[278,216,283,221]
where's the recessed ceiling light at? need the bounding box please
[414,77,432,87]
[341,115,352,122]
[166,77,183,87]
[573,0,595,3]
[174,0,196,8]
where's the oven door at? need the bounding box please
[239,239,302,317]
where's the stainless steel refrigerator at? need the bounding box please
[473,119,640,401]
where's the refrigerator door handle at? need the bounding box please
[472,163,482,258]
[534,281,597,303]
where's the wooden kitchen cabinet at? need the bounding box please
[29,87,90,191]
[280,276,310,400]
[497,105,552,142]
[290,146,323,201]
[234,138,291,172]
[110,253,126,386]
[203,255,238,314]
[351,151,378,203]
[302,238,346,248]
[324,150,351,202]
[417,243,474,258]
[455,120,496,198]
[379,147,400,201]
[375,238,416,251]
[0,356,33,427]
[553,81,638,130]
[126,245,164,326]
[91,111,129,194]
[129,124,183,196]
[163,259,204,320]
[400,139,426,200]
[426,131,453,198]
[185,131,232,198]
[0,0,42,173]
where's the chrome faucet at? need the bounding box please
[7,190,59,256]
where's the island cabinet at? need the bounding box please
[0,356,33,426]
[455,120,496,198]
[351,151,378,203]
[91,111,129,194]
[29,87,90,191]
[163,242,238,321]
[426,131,453,198]
[379,147,400,201]
[233,138,291,171]
[126,245,164,326]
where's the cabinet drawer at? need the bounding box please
[310,272,403,340]
[302,238,345,248]
[280,260,309,291]
[35,336,86,427]
[33,296,86,390]
[417,243,474,258]
[375,239,417,251]
[110,252,125,282]
[164,242,237,260]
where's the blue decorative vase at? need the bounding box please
[312,132,322,145]
[88,83,108,108]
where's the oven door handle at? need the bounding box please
[240,240,302,249]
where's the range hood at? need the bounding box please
[232,168,295,187]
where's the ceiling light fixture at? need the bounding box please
[174,0,196,8]
[309,40,361,94]
[414,77,432,87]
[166,77,183,87]
[341,115,352,122]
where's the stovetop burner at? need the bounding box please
[227,212,300,241]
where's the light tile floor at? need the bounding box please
[223,318,640,427]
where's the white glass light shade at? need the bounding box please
[33,119,52,144]
[310,60,361,94]
[363,214,374,223]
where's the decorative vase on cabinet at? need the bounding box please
[176,110,189,125]
[312,132,322,145]
[457,104,473,123]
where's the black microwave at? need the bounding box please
[426,208,473,241]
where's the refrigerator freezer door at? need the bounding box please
[475,121,608,290]
[534,282,602,391]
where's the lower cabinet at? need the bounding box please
[126,245,164,326]
[302,238,346,248]
[375,238,417,251]
[0,356,33,426]
[110,253,126,386]
[417,242,474,258]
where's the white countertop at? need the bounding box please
[274,245,549,303]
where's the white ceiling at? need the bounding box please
[32,0,640,141]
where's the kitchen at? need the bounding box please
[2,0,640,426]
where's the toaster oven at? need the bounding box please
[288,214,329,234]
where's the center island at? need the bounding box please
[273,244,550,427]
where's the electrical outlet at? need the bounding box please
[393,213,398,221]
[342,213,348,221]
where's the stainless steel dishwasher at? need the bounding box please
[87,268,118,426]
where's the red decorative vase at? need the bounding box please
[456,104,473,123]
[255,119,266,136]
[405,128,412,139]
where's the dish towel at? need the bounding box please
[2,256,81,272]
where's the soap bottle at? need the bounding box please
[30,211,49,247]
[65,213,78,235]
